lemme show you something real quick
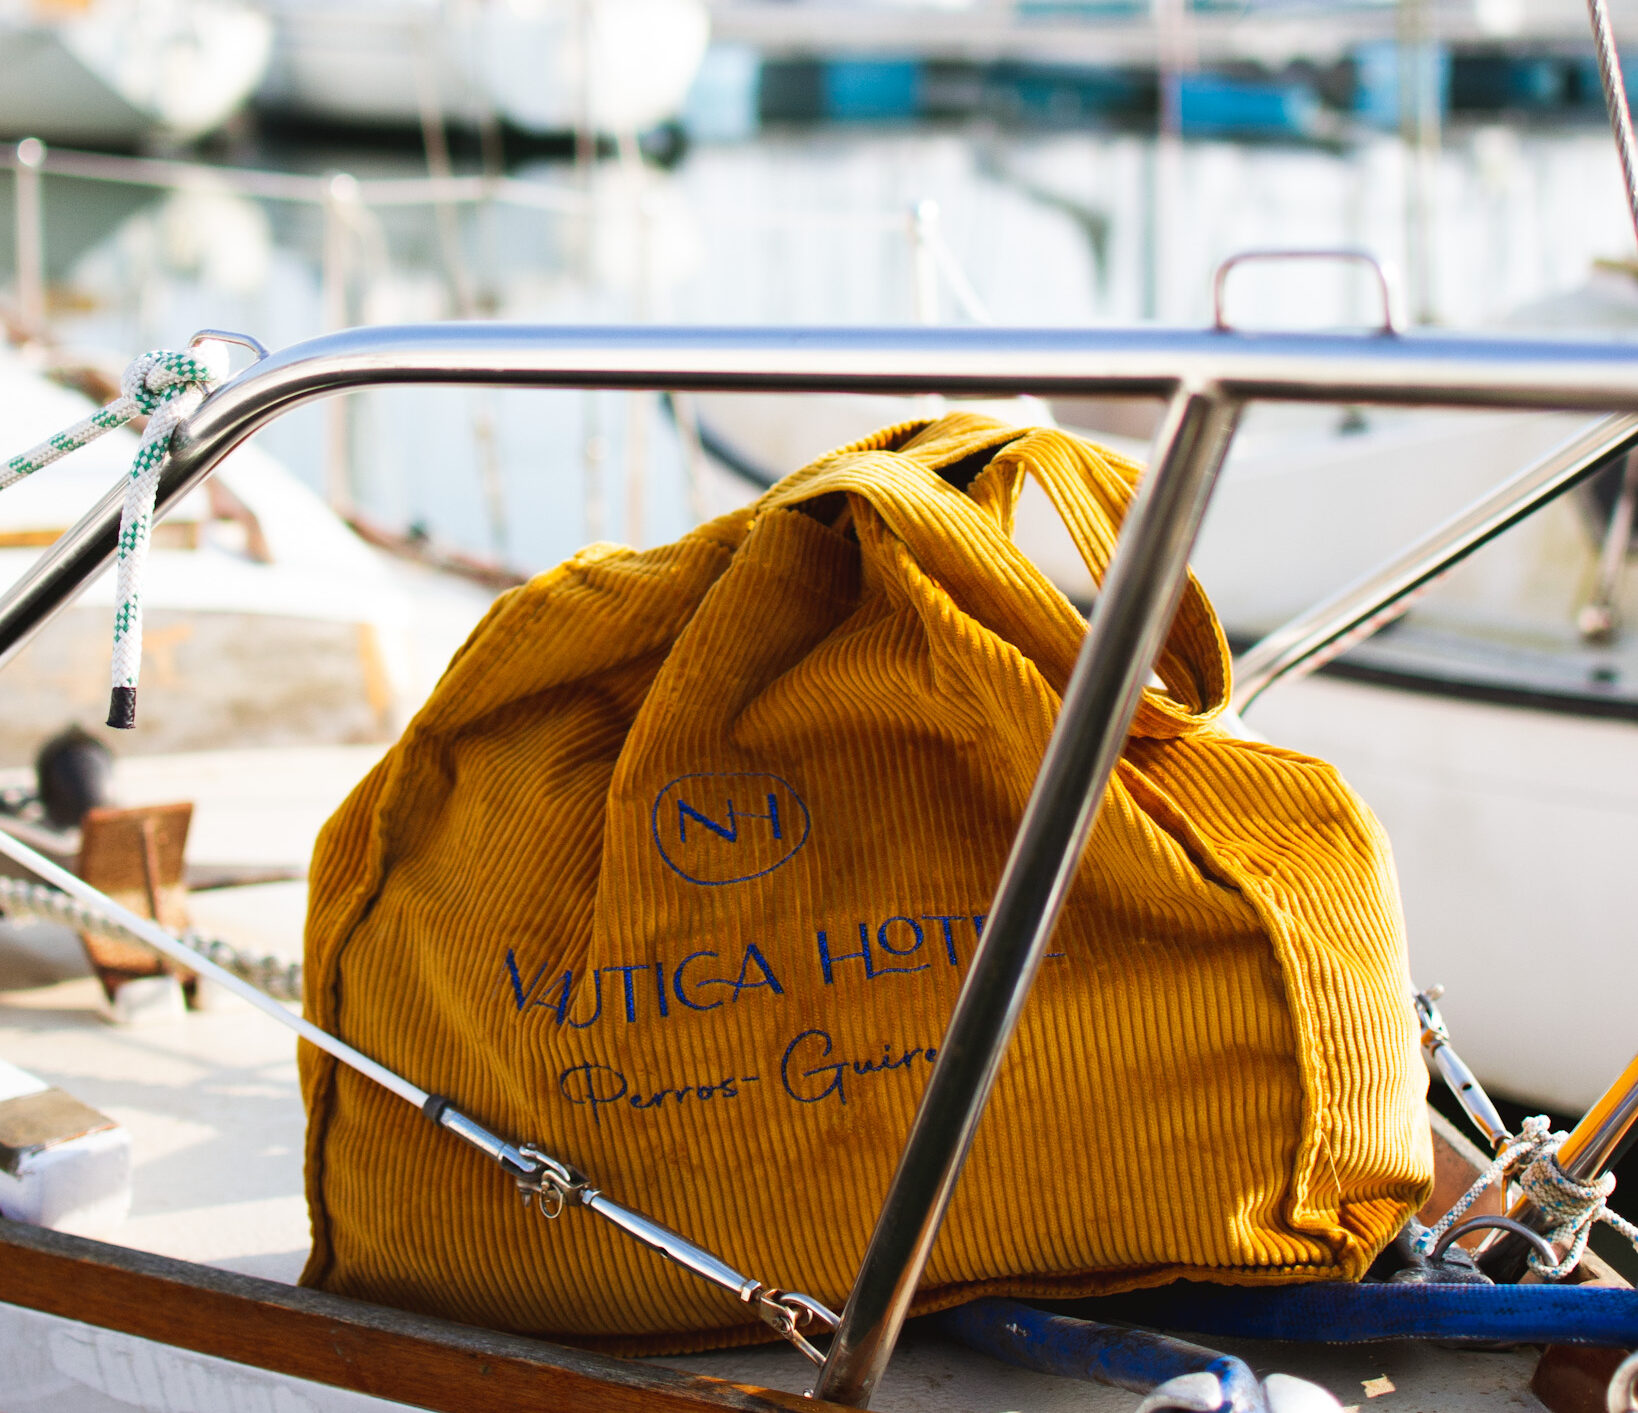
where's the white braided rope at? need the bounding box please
[0,347,225,728]
[0,875,301,1002]
[1,398,141,491]
[108,348,226,724]
[1415,1114,1638,1278]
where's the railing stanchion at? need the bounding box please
[320,174,359,512]
[813,384,1241,1407]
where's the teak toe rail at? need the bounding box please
[0,1217,830,1413]
[5,323,1638,1406]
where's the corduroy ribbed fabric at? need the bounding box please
[298,414,1433,1354]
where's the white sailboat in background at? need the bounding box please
[255,0,711,136]
[0,0,272,146]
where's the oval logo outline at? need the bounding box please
[650,772,812,886]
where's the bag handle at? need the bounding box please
[761,417,1229,738]
[984,426,1230,730]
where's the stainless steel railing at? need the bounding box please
[5,322,1638,1404]
[2,138,981,344]
[1231,412,1638,712]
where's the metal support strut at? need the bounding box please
[1233,414,1638,712]
[1415,987,1511,1154]
[814,387,1241,1406]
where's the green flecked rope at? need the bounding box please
[2,400,136,489]
[2,348,223,730]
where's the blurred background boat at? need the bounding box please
[0,0,272,147]
[254,0,710,139]
[0,339,494,760]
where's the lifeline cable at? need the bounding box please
[0,821,839,1362]
[0,824,422,1106]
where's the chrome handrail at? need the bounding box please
[8,322,1638,1404]
[17,323,1638,676]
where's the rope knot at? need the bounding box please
[105,343,228,729]
[0,339,238,731]
[119,349,217,416]
[1415,1112,1638,1280]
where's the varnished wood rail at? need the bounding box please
[0,1217,834,1413]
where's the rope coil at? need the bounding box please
[1416,1114,1638,1279]
[1,347,226,730]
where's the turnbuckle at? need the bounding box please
[427,1103,841,1365]
[1415,985,1512,1152]
[514,1142,588,1219]
[507,1137,839,1366]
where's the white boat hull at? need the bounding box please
[1248,671,1638,1114]
[0,605,396,761]
[256,0,710,135]
[1,1302,409,1412]
[0,0,272,146]
[0,348,497,766]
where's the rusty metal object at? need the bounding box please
[72,802,193,999]
[1534,1346,1635,1413]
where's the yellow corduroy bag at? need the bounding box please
[299,412,1433,1354]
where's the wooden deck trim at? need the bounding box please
[0,1218,832,1413]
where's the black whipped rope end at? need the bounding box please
[107,687,137,730]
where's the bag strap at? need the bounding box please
[761,415,1229,738]
[983,427,1230,730]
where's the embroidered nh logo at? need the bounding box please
[676,794,782,845]
[652,772,811,886]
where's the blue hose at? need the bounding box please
[933,1299,1268,1411]
[935,1285,1638,1408]
[1047,1279,1638,1346]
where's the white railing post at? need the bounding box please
[320,172,361,511]
[13,138,46,339]
[908,199,941,325]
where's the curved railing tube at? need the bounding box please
[15,323,1638,675]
